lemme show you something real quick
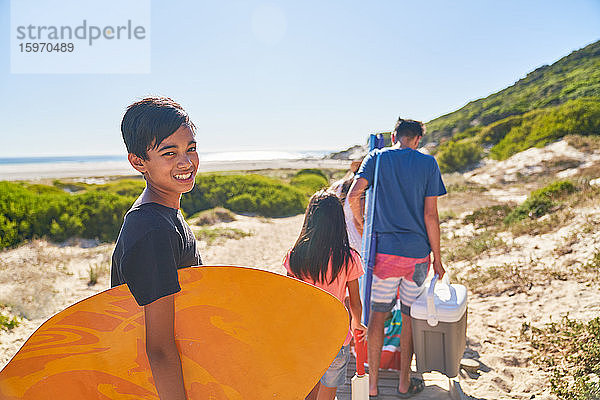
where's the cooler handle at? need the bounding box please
[426,274,451,327]
[426,274,439,327]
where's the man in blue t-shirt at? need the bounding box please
[348,118,447,398]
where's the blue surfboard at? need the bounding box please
[360,134,385,324]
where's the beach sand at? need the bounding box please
[1,139,599,399]
[2,209,599,399]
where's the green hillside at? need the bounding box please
[425,40,600,170]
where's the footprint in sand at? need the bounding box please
[491,375,512,392]
[502,354,529,367]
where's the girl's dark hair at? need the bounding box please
[339,177,354,203]
[121,96,196,160]
[394,117,425,139]
[289,190,357,284]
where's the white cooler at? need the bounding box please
[410,274,467,378]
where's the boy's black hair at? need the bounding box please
[121,96,196,160]
[393,117,425,139]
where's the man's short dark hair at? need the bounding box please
[121,96,196,159]
[393,117,425,139]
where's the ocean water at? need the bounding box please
[0,150,339,181]
[0,150,330,165]
[0,155,126,165]
[199,150,329,162]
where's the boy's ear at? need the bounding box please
[128,153,147,174]
[415,135,423,147]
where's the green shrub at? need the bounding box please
[226,194,257,213]
[457,263,534,296]
[478,115,526,145]
[444,231,504,262]
[0,181,134,248]
[0,171,315,249]
[52,180,89,193]
[565,134,600,152]
[505,197,555,223]
[290,173,329,196]
[294,168,328,180]
[189,207,236,226]
[463,204,513,228]
[524,316,600,400]
[88,265,99,286]
[505,180,576,224]
[72,191,135,242]
[0,314,20,331]
[582,251,600,275]
[435,140,483,173]
[20,183,66,195]
[181,174,306,217]
[88,179,146,197]
[194,227,252,245]
[490,98,600,160]
[425,41,600,146]
[439,210,456,223]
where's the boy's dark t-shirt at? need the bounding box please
[111,202,202,306]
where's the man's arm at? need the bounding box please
[348,177,368,236]
[424,196,445,278]
[144,294,187,400]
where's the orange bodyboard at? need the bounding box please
[0,266,349,399]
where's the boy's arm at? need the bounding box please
[346,279,367,340]
[144,294,187,400]
[424,196,445,279]
[348,177,368,236]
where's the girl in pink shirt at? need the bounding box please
[284,190,367,400]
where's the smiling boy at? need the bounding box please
[111,97,202,400]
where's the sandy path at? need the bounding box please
[1,206,599,399]
[445,201,600,399]
[197,214,304,274]
[0,240,115,368]
[462,280,600,400]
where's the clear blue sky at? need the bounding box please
[1,0,599,157]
